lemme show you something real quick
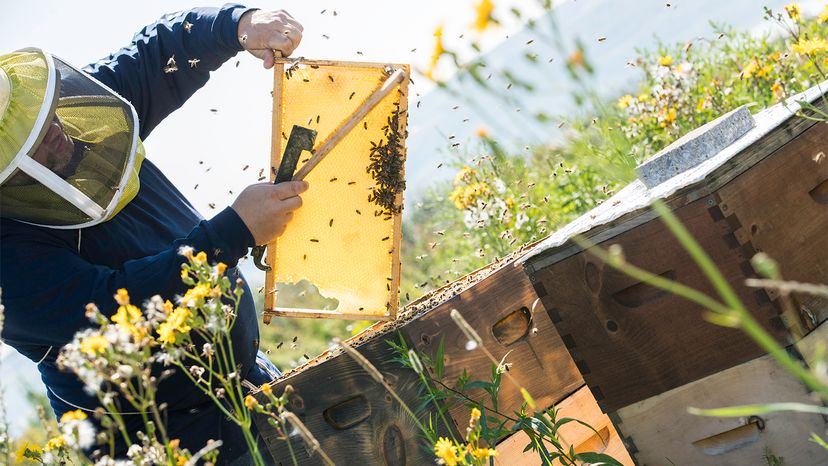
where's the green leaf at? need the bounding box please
[689,402,828,417]
[435,336,445,379]
[574,451,625,466]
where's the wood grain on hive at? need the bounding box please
[531,195,789,413]
[523,84,826,414]
[254,256,605,464]
[402,262,584,430]
[714,122,828,330]
[252,334,452,466]
[264,59,409,322]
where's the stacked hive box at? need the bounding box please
[254,255,634,465]
[521,83,828,464]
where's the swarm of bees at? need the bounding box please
[366,100,406,218]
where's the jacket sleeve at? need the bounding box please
[82,4,253,140]
[0,207,254,348]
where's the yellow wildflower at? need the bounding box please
[45,436,66,451]
[756,64,772,78]
[469,407,481,424]
[183,284,210,304]
[216,262,227,276]
[769,51,781,61]
[60,409,88,422]
[659,107,677,128]
[453,165,477,185]
[193,251,207,265]
[434,437,459,466]
[450,182,490,210]
[180,268,189,281]
[696,97,707,112]
[820,4,828,23]
[15,442,41,463]
[261,383,273,395]
[741,59,759,79]
[112,304,142,325]
[792,37,828,56]
[666,108,677,123]
[157,307,192,344]
[176,455,187,466]
[617,94,634,109]
[114,288,130,306]
[111,304,146,340]
[472,0,495,32]
[475,127,489,138]
[425,25,445,80]
[658,55,673,67]
[784,3,801,22]
[637,93,648,102]
[169,439,181,449]
[80,334,110,356]
[471,447,498,459]
[772,81,784,99]
[567,49,585,68]
[163,300,174,314]
[244,395,259,410]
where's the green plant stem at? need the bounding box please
[417,372,459,443]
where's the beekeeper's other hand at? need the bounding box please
[237,9,304,68]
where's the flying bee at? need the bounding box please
[242,165,249,171]
[183,21,193,33]
[349,91,356,100]
[597,37,606,42]
[188,58,200,68]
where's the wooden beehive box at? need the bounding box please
[519,82,828,462]
[254,253,634,465]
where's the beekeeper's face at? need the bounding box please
[32,115,76,176]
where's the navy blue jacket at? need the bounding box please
[1,4,276,463]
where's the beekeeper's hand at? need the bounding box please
[237,9,304,69]
[232,180,309,245]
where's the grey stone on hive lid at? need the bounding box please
[636,106,755,189]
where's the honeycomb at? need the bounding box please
[266,60,409,320]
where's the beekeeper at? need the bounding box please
[0,5,304,465]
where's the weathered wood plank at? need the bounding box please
[494,386,634,465]
[716,123,828,330]
[615,353,828,465]
[403,263,584,432]
[531,196,789,412]
[252,334,455,465]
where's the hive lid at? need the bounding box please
[518,80,828,271]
